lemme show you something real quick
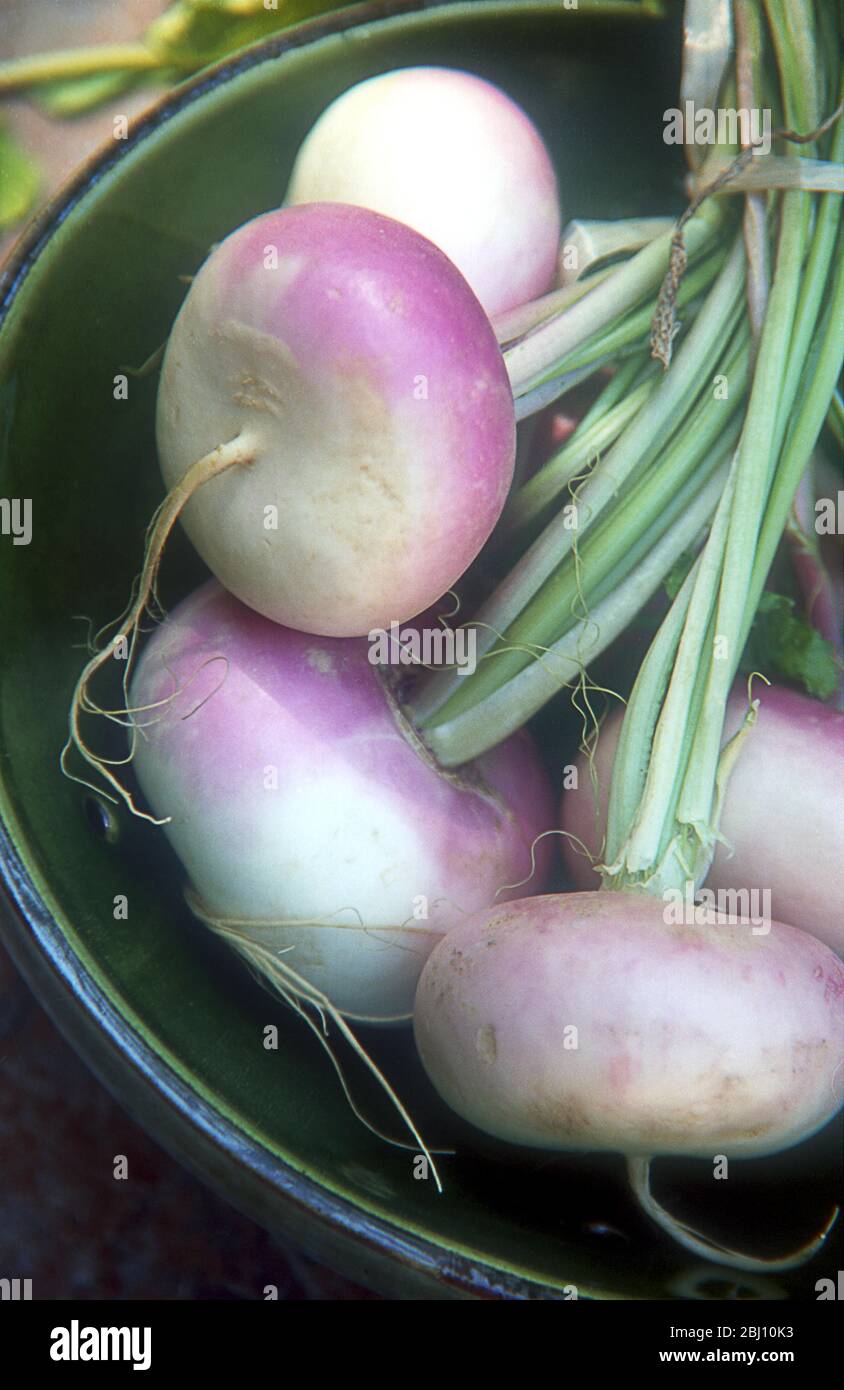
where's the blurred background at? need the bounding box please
[0,0,374,1302]
[1,1,169,261]
[0,0,363,258]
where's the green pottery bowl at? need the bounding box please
[1,0,840,1300]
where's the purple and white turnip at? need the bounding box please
[128,580,554,1020]
[156,201,517,638]
[559,684,844,956]
[414,891,844,1159]
[414,890,844,1266]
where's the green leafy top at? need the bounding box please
[0,121,40,230]
[741,591,840,701]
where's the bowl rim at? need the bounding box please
[0,0,658,1301]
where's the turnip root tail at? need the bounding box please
[494,828,591,897]
[627,1156,839,1273]
[61,434,257,821]
[190,895,444,1193]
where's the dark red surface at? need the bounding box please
[0,941,378,1299]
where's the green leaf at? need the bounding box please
[0,120,40,230]
[741,591,839,700]
[144,2,283,68]
[145,1,358,70]
[35,71,141,118]
[184,1,275,13]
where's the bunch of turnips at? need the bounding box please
[64,38,844,1273]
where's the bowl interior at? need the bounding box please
[1,0,839,1299]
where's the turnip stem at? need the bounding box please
[746,227,844,641]
[690,154,844,193]
[492,335,745,682]
[765,0,820,134]
[550,249,726,382]
[603,561,700,868]
[418,3,842,911]
[627,1157,838,1272]
[675,101,837,841]
[606,465,738,885]
[493,266,615,346]
[773,84,844,455]
[825,387,844,453]
[503,202,723,399]
[422,463,730,767]
[735,0,769,348]
[602,0,844,896]
[0,45,163,95]
[510,249,724,423]
[494,219,676,346]
[513,364,602,424]
[505,358,658,538]
[412,244,746,730]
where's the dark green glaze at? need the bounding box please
[1,0,839,1299]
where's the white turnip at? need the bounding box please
[286,67,561,317]
[415,890,844,1267]
[414,891,844,1157]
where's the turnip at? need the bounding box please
[155,201,517,638]
[559,684,844,956]
[127,579,555,1023]
[414,891,844,1268]
[286,67,561,318]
